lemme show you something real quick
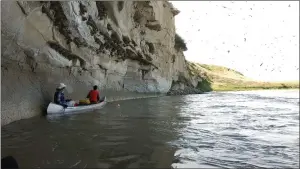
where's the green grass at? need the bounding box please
[212,82,299,91]
[187,62,299,92]
[197,78,213,92]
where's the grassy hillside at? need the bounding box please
[187,62,299,91]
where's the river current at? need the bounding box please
[1,90,299,168]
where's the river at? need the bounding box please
[1,90,299,168]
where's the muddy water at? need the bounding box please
[2,90,299,168]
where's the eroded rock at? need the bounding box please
[1,1,202,126]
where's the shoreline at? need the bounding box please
[2,87,297,126]
[2,93,165,127]
[1,89,203,127]
[213,87,299,92]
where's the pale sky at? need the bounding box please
[171,1,299,81]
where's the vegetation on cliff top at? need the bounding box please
[174,33,188,51]
[188,62,299,91]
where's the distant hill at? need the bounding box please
[187,62,299,91]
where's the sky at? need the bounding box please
[171,1,299,82]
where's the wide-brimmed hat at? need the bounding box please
[58,83,66,89]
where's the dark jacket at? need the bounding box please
[54,89,68,107]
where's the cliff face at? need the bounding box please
[1,1,201,125]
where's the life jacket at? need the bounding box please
[88,90,99,103]
[54,90,65,104]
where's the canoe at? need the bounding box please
[46,97,107,115]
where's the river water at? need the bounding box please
[1,90,299,168]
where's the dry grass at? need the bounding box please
[187,62,299,91]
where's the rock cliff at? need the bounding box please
[1,1,203,126]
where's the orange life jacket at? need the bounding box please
[88,90,99,103]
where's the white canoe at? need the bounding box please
[47,97,107,115]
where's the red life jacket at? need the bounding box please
[88,90,99,102]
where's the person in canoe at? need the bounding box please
[54,83,73,108]
[86,85,101,104]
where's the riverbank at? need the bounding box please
[1,85,164,126]
[166,87,204,96]
[187,62,299,92]
[211,77,299,91]
[212,83,299,91]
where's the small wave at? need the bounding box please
[2,90,298,169]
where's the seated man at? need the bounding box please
[54,83,73,108]
[86,85,100,104]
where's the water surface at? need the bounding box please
[2,90,299,168]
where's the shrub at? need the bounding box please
[197,78,213,92]
[174,33,187,51]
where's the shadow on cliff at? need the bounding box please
[40,88,52,116]
[41,100,51,116]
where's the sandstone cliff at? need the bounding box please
[1,1,202,126]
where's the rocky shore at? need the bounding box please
[167,87,204,96]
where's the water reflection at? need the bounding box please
[2,97,185,168]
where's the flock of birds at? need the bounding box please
[175,2,299,77]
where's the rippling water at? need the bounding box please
[2,90,299,168]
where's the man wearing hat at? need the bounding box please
[54,83,72,108]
